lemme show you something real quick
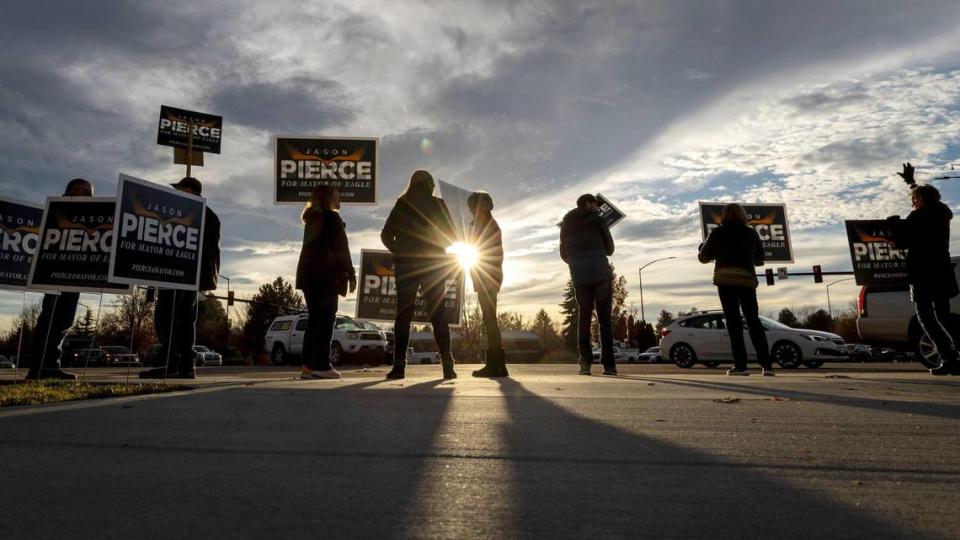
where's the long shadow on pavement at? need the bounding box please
[494,377,923,538]
[614,375,960,420]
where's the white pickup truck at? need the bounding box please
[856,258,960,368]
[265,313,388,366]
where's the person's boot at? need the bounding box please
[473,349,508,378]
[930,356,960,376]
[386,359,406,380]
[441,357,457,380]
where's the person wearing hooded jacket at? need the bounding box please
[889,163,959,376]
[560,193,616,376]
[295,185,356,380]
[468,191,508,378]
[380,170,458,380]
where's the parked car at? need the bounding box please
[409,350,438,364]
[844,343,873,362]
[71,346,141,367]
[192,345,223,366]
[856,259,960,368]
[0,355,15,369]
[659,310,846,369]
[264,313,388,366]
[592,346,630,363]
[637,346,662,363]
[59,335,97,367]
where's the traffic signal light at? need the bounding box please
[812,265,823,283]
[765,268,775,286]
[227,290,235,306]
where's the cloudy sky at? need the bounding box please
[2,0,960,329]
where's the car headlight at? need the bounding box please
[802,335,830,342]
[346,333,360,341]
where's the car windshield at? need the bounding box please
[644,347,659,353]
[362,322,380,330]
[102,346,130,353]
[193,346,210,352]
[336,317,365,330]
[759,316,792,330]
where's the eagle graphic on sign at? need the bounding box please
[131,195,196,227]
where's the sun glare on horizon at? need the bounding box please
[447,242,478,270]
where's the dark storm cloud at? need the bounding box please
[210,77,354,133]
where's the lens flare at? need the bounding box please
[447,242,478,270]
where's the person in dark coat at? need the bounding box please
[889,163,959,375]
[468,191,508,378]
[381,170,458,380]
[140,176,220,379]
[698,203,773,376]
[560,193,616,376]
[295,185,356,379]
[26,178,93,380]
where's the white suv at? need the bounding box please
[659,311,846,369]
[264,313,388,366]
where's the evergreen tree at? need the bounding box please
[559,279,578,351]
[777,308,799,327]
[241,276,304,354]
[802,309,834,332]
[654,310,674,338]
[197,296,230,353]
[73,307,96,337]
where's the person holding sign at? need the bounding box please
[295,185,356,379]
[560,194,616,376]
[889,163,959,376]
[380,170,458,380]
[467,191,508,378]
[698,203,773,376]
[25,178,93,380]
[140,177,220,379]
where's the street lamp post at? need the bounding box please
[638,257,676,324]
[826,277,856,318]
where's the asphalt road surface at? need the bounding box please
[1,364,957,539]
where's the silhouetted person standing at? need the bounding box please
[295,185,356,380]
[26,178,93,380]
[698,203,773,376]
[140,177,220,379]
[560,194,616,376]
[468,191,508,378]
[381,170,458,380]
[890,162,959,376]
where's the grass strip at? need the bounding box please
[0,381,188,408]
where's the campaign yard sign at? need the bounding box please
[275,136,378,205]
[356,249,463,325]
[27,197,131,293]
[596,193,626,229]
[0,197,43,290]
[108,174,206,290]
[699,202,794,263]
[157,105,223,154]
[845,220,909,286]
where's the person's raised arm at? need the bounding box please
[697,230,717,263]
